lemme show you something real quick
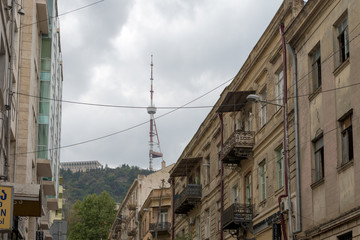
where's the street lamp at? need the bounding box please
[246,94,283,107]
[5,1,25,15]
[246,93,293,239]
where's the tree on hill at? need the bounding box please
[68,191,116,240]
[61,164,152,205]
[61,164,153,224]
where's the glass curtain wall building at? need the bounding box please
[38,0,63,205]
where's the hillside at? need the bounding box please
[61,164,153,206]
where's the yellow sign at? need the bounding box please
[0,186,13,230]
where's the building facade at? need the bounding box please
[170,0,360,240]
[139,188,172,240]
[60,160,103,172]
[108,164,173,240]
[169,1,302,240]
[286,0,360,239]
[0,0,63,239]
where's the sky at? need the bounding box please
[58,0,283,170]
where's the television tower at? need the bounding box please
[147,55,163,171]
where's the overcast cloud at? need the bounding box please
[58,0,283,170]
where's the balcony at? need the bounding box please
[222,203,253,230]
[174,184,201,214]
[220,130,255,165]
[1,182,42,216]
[117,215,123,224]
[115,218,123,231]
[128,203,136,211]
[149,222,171,232]
[127,226,136,236]
[36,0,49,34]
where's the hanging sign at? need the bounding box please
[0,185,14,230]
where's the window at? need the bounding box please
[272,223,282,240]
[340,113,353,165]
[275,70,284,110]
[245,173,252,205]
[260,88,267,127]
[248,109,253,131]
[205,156,210,185]
[217,144,221,172]
[160,210,168,226]
[337,16,349,64]
[311,46,322,92]
[313,136,324,182]
[232,185,239,203]
[217,201,221,231]
[143,219,146,237]
[196,216,201,240]
[276,145,284,189]
[259,161,266,202]
[338,231,352,240]
[205,209,210,239]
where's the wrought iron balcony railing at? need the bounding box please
[221,130,255,164]
[174,184,202,214]
[149,222,171,232]
[128,203,136,211]
[222,203,253,230]
[127,226,136,236]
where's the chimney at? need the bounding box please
[161,160,166,169]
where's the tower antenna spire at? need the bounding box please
[147,55,163,171]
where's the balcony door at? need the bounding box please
[159,210,168,228]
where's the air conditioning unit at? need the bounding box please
[281,198,291,212]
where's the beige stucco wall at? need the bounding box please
[287,0,360,238]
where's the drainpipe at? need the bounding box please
[5,0,17,181]
[218,113,224,240]
[171,178,175,240]
[278,23,292,240]
[288,44,302,234]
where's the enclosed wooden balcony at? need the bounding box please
[117,215,124,223]
[128,203,136,211]
[114,222,122,232]
[149,222,171,232]
[127,226,136,236]
[174,184,202,214]
[223,203,253,230]
[221,130,255,164]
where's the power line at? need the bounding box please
[18,0,105,30]
[14,92,215,109]
[14,78,360,112]
[13,77,234,156]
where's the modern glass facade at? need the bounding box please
[37,0,63,200]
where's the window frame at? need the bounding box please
[217,201,221,231]
[275,69,284,111]
[217,143,221,172]
[205,209,210,239]
[313,135,324,182]
[248,109,253,131]
[311,45,322,92]
[245,172,252,205]
[260,88,267,127]
[232,185,239,203]
[205,155,210,185]
[338,231,352,240]
[259,160,266,202]
[340,112,353,165]
[337,16,350,64]
[276,145,284,189]
[196,216,201,240]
